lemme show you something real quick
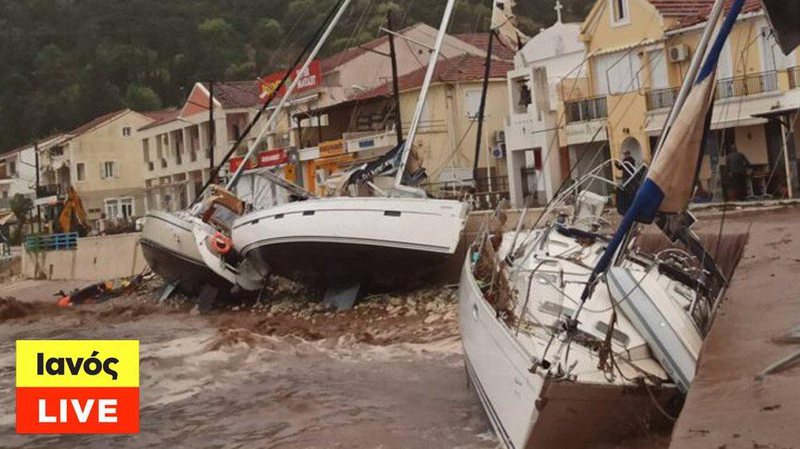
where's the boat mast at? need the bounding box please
[392,0,458,194]
[472,22,495,186]
[387,11,404,145]
[655,0,724,157]
[226,0,352,191]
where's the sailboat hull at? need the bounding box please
[458,259,680,449]
[140,210,233,292]
[232,197,468,289]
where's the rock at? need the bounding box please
[389,297,403,307]
[424,313,441,324]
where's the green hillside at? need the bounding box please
[0,0,593,150]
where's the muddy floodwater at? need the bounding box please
[0,284,497,449]
[1,205,799,449]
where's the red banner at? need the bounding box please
[259,60,322,102]
[229,149,289,172]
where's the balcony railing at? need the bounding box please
[422,175,510,211]
[565,96,608,124]
[716,71,778,100]
[790,67,800,90]
[646,87,679,111]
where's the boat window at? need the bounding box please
[384,211,402,217]
[538,301,574,319]
[302,211,315,216]
[595,322,631,347]
[274,214,284,219]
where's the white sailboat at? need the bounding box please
[140,0,349,294]
[457,0,772,447]
[230,0,470,294]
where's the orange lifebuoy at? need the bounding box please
[57,296,72,308]
[210,232,232,255]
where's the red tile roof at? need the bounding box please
[454,33,516,61]
[355,53,513,100]
[139,109,181,131]
[319,25,416,73]
[649,0,716,17]
[673,0,762,29]
[69,110,129,136]
[202,81,261,109]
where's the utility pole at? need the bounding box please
[472,30,495,184]
[208,81,215,180]
[387,11,404,144]
[34,141,41,234]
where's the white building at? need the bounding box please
[504,10,587,208]
[0,135,67,208]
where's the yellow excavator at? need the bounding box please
[53,186,90,236]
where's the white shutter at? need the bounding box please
[113,161,120,178]
[465,89,482,119]
[99,162,106,179]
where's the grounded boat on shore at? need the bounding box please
[457,0,765,446]
[140,210,233,293]
[139,0,350,295]
[225,0,469,297]
[232,196,468,290]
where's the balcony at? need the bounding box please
[646,87,679,111]
[716,71,778,100]
[565,96,608,123]
[790,67,800,90]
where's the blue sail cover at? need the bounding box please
[581,0,746,300]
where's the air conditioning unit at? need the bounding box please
[494,130,506,144]
[491,143,507,159]
[668,44,690,63]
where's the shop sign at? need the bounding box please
[229,149,288,172]
[259,61,322,102]
[319,139,345,158]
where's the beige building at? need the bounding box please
[38,110,156,221]
[138,82,263,213]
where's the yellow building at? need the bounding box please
[559,0,800,200]
[38,110,156,222]
[289,52,514,208]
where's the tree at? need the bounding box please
[124,84,163,111]
[10,194,33,238]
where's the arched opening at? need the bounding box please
[621,137,643,165]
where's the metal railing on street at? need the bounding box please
[25,233,78,252]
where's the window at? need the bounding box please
[761,27,795,72]
[8,161,16,176]
[101,161,119,179]
[593,51,641,95]
[76,162,86,181]
[648,49,668,90]
[611,0,629,25]
[122,127,132,137]
[105,197,135,219]
[465,89,482,119]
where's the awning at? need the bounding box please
[590,38,663,57]
[645,93,783,135]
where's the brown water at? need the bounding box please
[0,288,497,449]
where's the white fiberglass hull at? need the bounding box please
[231,197,468,288]
[140,210,233,292]
[459,256,681,449]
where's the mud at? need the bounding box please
[0,284,494,449]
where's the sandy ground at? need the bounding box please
[1,205,799,448]
[669,206,800,449]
